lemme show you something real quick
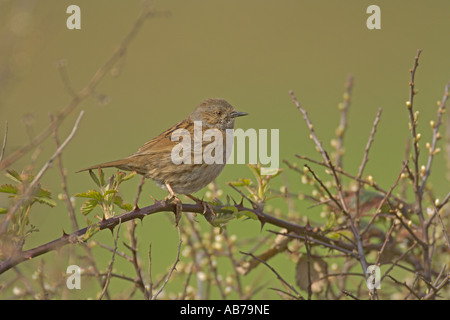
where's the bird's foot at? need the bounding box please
[165,183,182,226]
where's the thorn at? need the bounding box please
[259,219,266,232]
[107,225,115,234]
[62,230,69,238]
[150,195,158,204]
[236,198,245,210]
[305,219,313,231]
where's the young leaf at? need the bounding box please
[0,184,18,194]
[5,169,22,183]
[321,212,336,232]
[81,199,99,215]
[121,171,136,182]
[89,170,101,188]
[75,190,103,202]
[235,210,258,220]
[114,195,132,211]
[83,223,100,241]
[34,197,57,207]
[36,187,52,199]
[0,208,7,214]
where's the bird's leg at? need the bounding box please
[165,182,182,226]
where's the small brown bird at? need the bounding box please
[78,98,247,197]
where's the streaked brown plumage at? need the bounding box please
[77,98,247,195]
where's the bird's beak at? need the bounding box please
[231,110,248,118]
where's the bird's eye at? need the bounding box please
[216,111,222,115]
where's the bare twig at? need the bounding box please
[126,220,149,299]
[152,226,182,300]
[0,110,85,234]
[133,175,146,209]
[0,5,163,171]
[99,219,122,300]
[240,251,304,300]
[342,290,359,300]
[388,275,421,300]
[420,82,450,193]
[335,74,354,168]
[361,162,406,235]
[0,121,7,162]
[49,113,79,231]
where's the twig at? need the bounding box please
[180,263,193,300]
[335,74,354,168]
[361,162,406,235]
[381,242,418,282]
[289,92,371,278]
[186,215,226,299]
[0,5,163,171]
[434,206,450,251]
[223,230,244,298]
[99,219,122,300]
[304,233,313,300]
[267,230,358,259]
[420,82,449,194]
[152,226,182,300]
[0,121,7,162]
[342,290,359,300]
[294,154,408,206]
[126,220,149,299]
[0,110,85,234]
[388,275,421,300]
[49,113,79,231]
[355,108,382,217]
[133,175,146,209]
[240,251,304,299]
[423,274,449,300]
[375,222,395,266]
[303,164,343,212]
[148,243,153,298]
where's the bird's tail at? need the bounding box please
[76,159,130,173]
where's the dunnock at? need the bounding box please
[78,98,247,197]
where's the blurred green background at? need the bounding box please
[0,0,449,299]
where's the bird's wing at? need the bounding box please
[133,119,194,156]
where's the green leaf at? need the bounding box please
[235,210,258,220]
[83,223,100,241]
[321,212,336,232]
[114,196,132,211]
[36,188,52,199]
[121,171,136,182]
[98,169,105,187]
[75,190,104,202]
[0,184,18,194]
[326,230,352,240]
[220,206,238,213]
[205,211,235,227]
[247,164,261,179]
[0,208,7,214]
[81,199,99,215]
[35,197,57,207]
[5,169,22,183]
[89,170,102,188]
[104,189,118,196]
[229,178,252,187]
